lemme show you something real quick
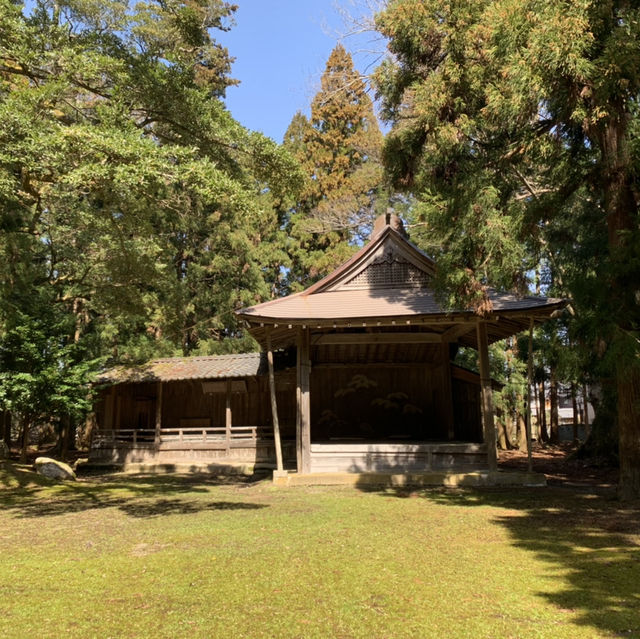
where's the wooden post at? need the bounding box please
[266,328,284,472]
[476,321,498,472]
[298,328,311,474]
[526,317,534,473]
[225,378,232,456]
[296,327,303,471]
[155,381,163,446]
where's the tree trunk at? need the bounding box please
[549,368,559,444]
[20,417,29,463]
[618,364,640,500]
[517,413,527,452]
[2,411,10,449]
[496,417,509,450]
[538,381,548,442]
[506,413,517,448]
[60,414,72,462]
[68,416,76,452]
[82,412,96,450]
[582,383,590,440]
[597,110,639,499]
[534,381,542,440]
[516,395,527,452]
[571,383,579,443]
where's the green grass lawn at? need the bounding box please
[1,462,638,639]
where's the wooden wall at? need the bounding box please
[451,376,483,443]
[310,363,451,441]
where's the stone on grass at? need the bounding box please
[34,457,77,481]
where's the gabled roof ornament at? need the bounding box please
[371,209,408,239]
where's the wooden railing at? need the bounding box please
[92,429,156,446]
[159,425,270,442]
[92,426,273,448]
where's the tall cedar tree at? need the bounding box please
[284,44,384,288]
[0,0,301,447]
[374,0,640,499]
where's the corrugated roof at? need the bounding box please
[98,352,267,385]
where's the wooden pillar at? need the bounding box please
[296,327,303,471]
[225,378,232,456]
[298,328,311,474]
[155,381,163,445]
[476,321,498,472]
[266,328,284,472]
[526,317,534,473]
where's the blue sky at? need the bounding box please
[217,1,387,142]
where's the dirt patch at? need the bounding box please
[499,443,619,492]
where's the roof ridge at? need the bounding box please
[150,352,261,364]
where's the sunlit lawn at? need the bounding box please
[1,462,638,639]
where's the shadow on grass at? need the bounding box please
[0,462,269,519]
[357,478,640,637]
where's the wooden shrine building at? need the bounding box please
[91,214,564,475]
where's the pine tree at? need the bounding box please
[284,44,385,288]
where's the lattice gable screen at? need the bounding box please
[339,245,432,290]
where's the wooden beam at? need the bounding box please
[313,362,439,370]
[266,328,284,472]
[225,378,232,456]
[441,323,476,342]
[154,382,163,445]
[312,332,442,346]
[476,321,498,472]
[299,328,311,473]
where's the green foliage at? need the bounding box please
[0,235,97,429]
